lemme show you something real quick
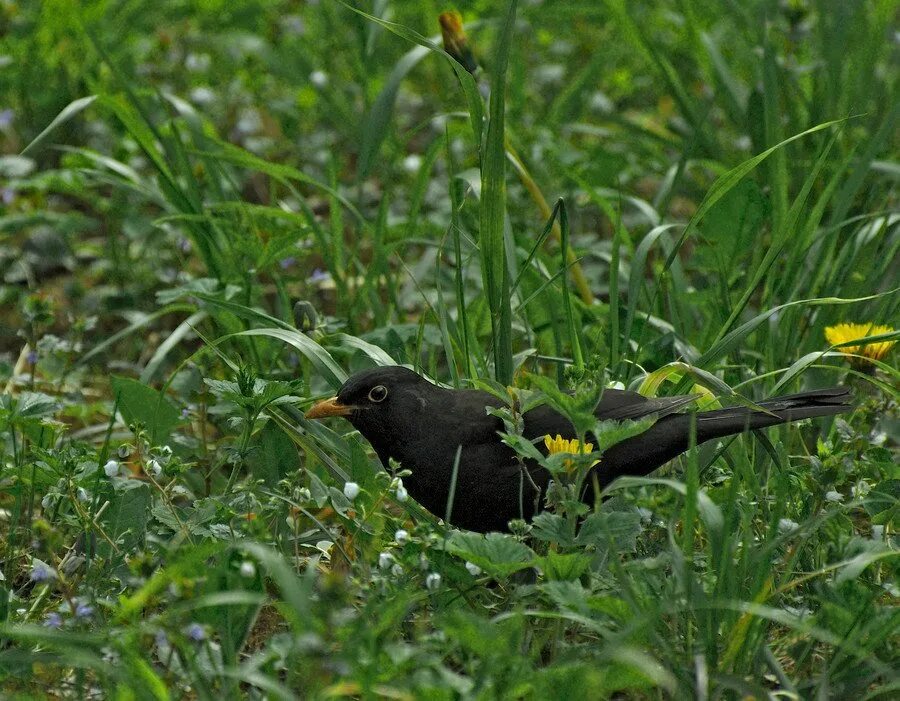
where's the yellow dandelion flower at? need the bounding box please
[543,434,599,474]
[825,323,896,366]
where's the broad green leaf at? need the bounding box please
[98,481,151,559]
[536,551,592,581]
[110,376,181,445]
[576,510,642,551]
[250,421,298,487]
[447,531,534,578]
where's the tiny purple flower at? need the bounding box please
[279,256,298,270]
[181,408,190,419]
[43,612,63,628]
[0,108,14,131]
[178,238,192,254]
[30,563,56,583]
[307,268,330,285]
[1,187,14,205]
[186,623,206,642]
[75,603,94,619]
[155,630,169,648]
[26,350,38,365]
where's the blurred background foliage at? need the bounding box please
[0,0,897,698]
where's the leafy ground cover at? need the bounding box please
[0,1,897,698]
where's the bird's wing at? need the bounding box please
[594,389,700,421]
[521,389,700,441]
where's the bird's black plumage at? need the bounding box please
[307,366,851,533]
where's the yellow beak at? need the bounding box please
[305,396,354,419]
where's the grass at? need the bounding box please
[0,0,898,698]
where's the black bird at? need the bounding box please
[306,366,851,533]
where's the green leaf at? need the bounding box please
[479,0,518,385]
[576,510,642,552]
[358,45,430,179]
[250,421,298,487]
[447,531,534,578]
[98,481,151,559]
[338,3,484,146]
[834,543,894,585]
[529,374,601,436]
[663,117,848,273]
[531,512,573,546]
[110,376,181,445]
[0,392,60,421]
[20,95,98,156]
[536,551,592,581]
[593,417,656,454]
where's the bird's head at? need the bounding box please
[305,366,437,459]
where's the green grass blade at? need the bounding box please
[480,0,518,385]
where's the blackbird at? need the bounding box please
[306,366,851,533]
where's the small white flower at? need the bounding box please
[103,460,120,478]
[185,53,211,72]
[117,444,130,459]
[343,482,360,500]
[190,86,216,105]
[236,108,262,135]
[41,495,53,510]
[589,91,613,113]
[159,445,173,458]
[825,490,844,503]
[394,529,409,544]
[851,481,871,499]
[296,487,311,502]
[425,572,442,591]
[465,562,482,576]
[778,518,800,534]
[148,459,162,478]
[239,561,256,578]
[309,70,328,88]
[395,480,408,503]
[391,563,403,577]
[402,154,423,173]
[77,488,89,502]
[871,525,885,540]
[378,552,393,569]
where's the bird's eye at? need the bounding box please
[368,385,388,403]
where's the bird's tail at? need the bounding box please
[593,387,851,489]
[695,386,852,443]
